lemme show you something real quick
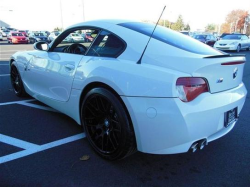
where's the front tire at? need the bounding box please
[10,64,27,97]
[81,88,136,160]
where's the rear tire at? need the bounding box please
[81,88,136,160]
[10,64,27,97]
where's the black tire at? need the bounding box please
[10,64,27,97]
[247,46,250,51]
[81,88,136,160]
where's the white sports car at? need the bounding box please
[214,34,250,52]
[10,20,247,160]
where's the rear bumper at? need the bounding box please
[122,83,247,154]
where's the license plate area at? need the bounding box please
[224,107,238,128]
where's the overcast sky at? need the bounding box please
[0,0,249,31]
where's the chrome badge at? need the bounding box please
[217,78,223,83]
[233,68,238,79]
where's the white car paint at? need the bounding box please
[214,34,250,52]
[10,20,247,155]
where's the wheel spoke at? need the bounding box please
[108,135,116,150]
[111,131,119,146]
[83,93,123,154]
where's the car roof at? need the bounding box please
[67,19,137,29]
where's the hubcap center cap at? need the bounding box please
[104,119,110,127]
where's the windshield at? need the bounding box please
[194,35,206,39]
[119,22,222,55]
[221,35,242,40]
[34,33,44,36]
[71,33,80,37]
[12,33,23,36]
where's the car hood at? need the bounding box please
[12,36,27,39]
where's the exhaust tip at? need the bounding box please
[198,139,207,150]
[189,142,199,153]
[189,139,208,153]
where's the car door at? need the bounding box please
[23,50,83,102]
[23,28,99,102]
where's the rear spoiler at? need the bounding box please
[204,54,246,58]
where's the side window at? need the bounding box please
[87,30,126,58]
[52,29,99,55]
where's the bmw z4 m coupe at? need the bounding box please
[9,20,247,160]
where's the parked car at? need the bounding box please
[17,30,28,37]
[9,20,247,160]
[48,31,61,42]
[194,34,217,47]
[7,32,28,44]
[0,29,9,37]
[180,31,191,36]
[214,34,250,52]
[28,32,48,43]
[85,32,94,42]
[218,33,230,40]
[66,33,85,42]
[0,32,3,41]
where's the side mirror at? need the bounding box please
[34,41,49,51]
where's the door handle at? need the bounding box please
[64,64,75,71]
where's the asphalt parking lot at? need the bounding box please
[0,39,250,187]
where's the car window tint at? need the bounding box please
[119,22,222,55]
[87,30,126,58]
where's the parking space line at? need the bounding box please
[0,133,85,164]
[0,64,9,66]
[18,102,58,112]
[0,99,36,106]
[0,74,10,76]
[0,134,39,149]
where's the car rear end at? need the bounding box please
[117,22,247,154]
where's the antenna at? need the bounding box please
[137,6,166,64]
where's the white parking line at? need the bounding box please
[0,99,58,112]
[19,102,58,112]
[0,133,85,164]
[0,74,10,76]
[0,134,39,149]
[0,64,9,66]
[0,99,36,106]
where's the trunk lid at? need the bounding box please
[192,56,245,93]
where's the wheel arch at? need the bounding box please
[79,81,138,147]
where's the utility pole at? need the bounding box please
[60,0,64,30]
[234,18,240,33]
[81,0,85,21]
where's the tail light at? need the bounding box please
[176,77,209,102]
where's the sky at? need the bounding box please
[0,0,250,31]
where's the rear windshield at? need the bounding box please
[119,22,222,55]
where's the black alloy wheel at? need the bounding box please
[81,88,136,160]
[10,64,27,97]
